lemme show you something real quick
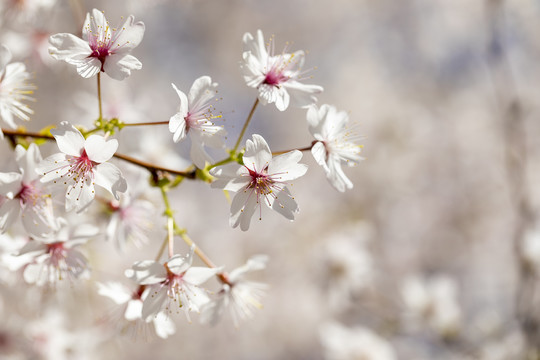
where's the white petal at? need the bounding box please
[84,135,118,163]
[94,162,127,200]
[190,140,212,169]
[274,86,290,111]
[229,188,258,231]
[65,176,95,212]
[125,299,143,320]
[37,154,70,183]
[243,134,272,173]
[97,282,132,304]
[103,54,142,80]
[169,113,187,143]
[183,266,221,286]
[16,144,42,183]
[153,312,176,339]
[0,199,20,232]
[267,150,308,182]
[142,286,168,320]
[0,44,12,70]
[48,33,91,62]
[113,15,145,53]
[51,122,85,157]
[311,141,328,167]
[75,57,101,78]
[285,81,323,109]
[187,76,216,106]
[126,260,166,285]
[0,172,22,197]
[271,187,299,220]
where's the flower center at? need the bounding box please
[90,47,110,70]
[247,168,274,196]
[47,242,65,267]
[263,68,288,86]
[16,182,40,205]
[69,149,96,181]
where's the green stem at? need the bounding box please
[232,98,259,153]
[122,121,170,127]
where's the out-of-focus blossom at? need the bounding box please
[104,192,155,250]
[201,255,268,327]
[0,44,34,138]
[318,222,374,310]
[241,29,323,111]
[520,228,540,273]
[125,246,221,322]
[37,121,127,213]
[0,144,55,237]
[401,274,462,337]
[49,9,144,80]
[307,104,363,192]
[0,0,56,25]
[319,322,397,360]
[97,282,176,339]
[17,221,97,286]
[169,76,226,168]
[211,134,307,231]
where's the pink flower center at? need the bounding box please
[263,68,288,86]
[247,168,274,196]
[69,149,96,180]
[47,242,66,267]
[16,182,40,205]
[90,47,110,70]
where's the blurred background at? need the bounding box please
[2,0,540,359]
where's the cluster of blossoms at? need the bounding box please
[0,5,364,347]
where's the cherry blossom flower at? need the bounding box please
[241,30,323,111]
[125,246,221,322]
[307,104,364,192]
[0,44,35,138]
[17,221,97,286]
[169,76,226,168]
[319,322,397,360]
[211,134,308,231]
[97,282,176,339]
[0,144,55,237]
[201,255,268,327]
[37,122,127,213]
[104,192,155,251]
[48,9,145,80]
[401,274,462,337]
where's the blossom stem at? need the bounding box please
[0,128,197,179]
[121,121,170,127]
[97,73,103,121]
[232,98,259,153]
[167,217,174,258]
[207,157,234,170]
[272,141,316,156]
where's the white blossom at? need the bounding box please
[125,246,221,322]
[0,144,55,237]
[319,322,397,360]
[169,76,226,168]
[201,255,268,327]
[49,9,145,79]
[37,121,127,213]
[241,30,323,111]
[211,134,307,231]
[307,104,363,192]
[0,44,34,138]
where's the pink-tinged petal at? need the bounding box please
[65,177,95,212]
[183,266,221,286]
[125,299,143,320]
[142,286,168,321]
[270,187,299,220]
[0,172,22,197]
[113,15,145,53]
[230,188,258,231]
[94,162,127,200]
[0,45,12,70]
[38,154,70,183]
[311,141,328,168]
[0,198,20,232]
[51,122,85,157]
[84,9,108,42]
[125,260,166,285]
[16,144,42,183]
[243,134,272,173]
[268,150,308,182]
[187,76,216,108]
[49,33,92,62]
[169,113,187,142]
[84,135,118,163]
[103,54,142,80]
[97,282,132,305]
